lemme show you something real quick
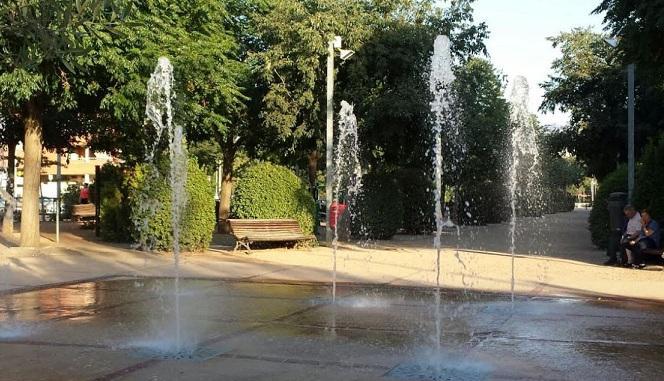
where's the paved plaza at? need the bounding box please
[2,277,664,380]
[0,210,662,301]
[1,210,664,380]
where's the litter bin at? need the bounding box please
[606,192,627,262]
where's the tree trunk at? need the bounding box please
[20,100,43,247]
[307,150,319,197]
[2,140,16,234]
[217,147,235,234]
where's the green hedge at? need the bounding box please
[589,134,664,249]
[634,133,664,222]
[589,165,627,248]
[61,184,79,220]
[395,168,434,233]
[458,178,509,225]
[98,164,132,242]
[351,172,403,239]
[128,159,215,251]
[231,162,316,235]
[543,188,575,214]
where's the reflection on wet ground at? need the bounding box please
[1,277,663,380]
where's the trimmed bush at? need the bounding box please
[395,168,434,233]
[232,162,316,235]
[589,165,627,248]
[634,133,664,222]
[458,178,509,225]
[98,164,132,242]
[61,184,79,220]
[351,172,404,240]
[542,189,575,214]
[128,159,216,251]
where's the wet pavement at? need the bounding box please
[1,277,663,380]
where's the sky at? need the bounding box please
[471,0,606,127]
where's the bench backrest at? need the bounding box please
[229,219,304,238]
[72,203,96,216]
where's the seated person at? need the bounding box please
[623,208,660,269]
[619,205,641,265]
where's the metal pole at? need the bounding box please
[325,40,334,243]
[95,165,100,237]
[627,63,635,203]
[56,152,61,243]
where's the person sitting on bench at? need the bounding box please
[622,208,660,269]
[619,205,640,266]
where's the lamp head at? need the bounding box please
[339,49,355,61]
[333,36,342,49]
[604,37,619,48]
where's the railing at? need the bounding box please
[0,197,63,222]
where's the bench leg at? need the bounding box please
[234,240,251,252]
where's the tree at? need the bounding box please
[337,0,488,171]
[87,0,251,233]
[541,28,663,179]
[0,113,22,234]
[95,0,247,161]
[251,0,374,191]
[595,0,664,74]
[0,1,121,246]
[454,58,510,224]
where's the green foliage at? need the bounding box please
[454,58,510,224]
[92,0,248,162]
[589,165,627,248]
[395,168,434,233]
[0,0,124,148]
[634,133,664,222]
[541,28,664,179]
[61,184,80,220]
[254,0,488,169]
[589,134,664,249]
[336,2,488,170]
[595,0,664,74]
[540,133,584,214]
[97,164,132,242]
[352,172,404,240]
[232,162,316,235]
[128,159,215,251]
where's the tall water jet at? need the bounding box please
[507,76,541,302]
[142,57,188,352]
[331,101,363,302]
[429,35,457,351]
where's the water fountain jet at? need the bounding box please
[330,101,363,303]
[507,76,542,302]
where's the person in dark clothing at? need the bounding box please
[622,209,660,269]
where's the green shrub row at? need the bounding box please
[351,172,404,240]
[589,165,627,248]
[589,133,664,249]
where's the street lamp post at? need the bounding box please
[325,36,354,243]
[627,63,635,202]
[56,152,61,243]
[605,37,635,202]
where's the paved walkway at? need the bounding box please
[1,209,663,302]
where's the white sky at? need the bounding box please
[471,0,606,127]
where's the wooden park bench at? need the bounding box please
[72,203,96,227]
[229,219,315,251]
[643,247,664,260]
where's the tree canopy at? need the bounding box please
[541,28,664,179]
